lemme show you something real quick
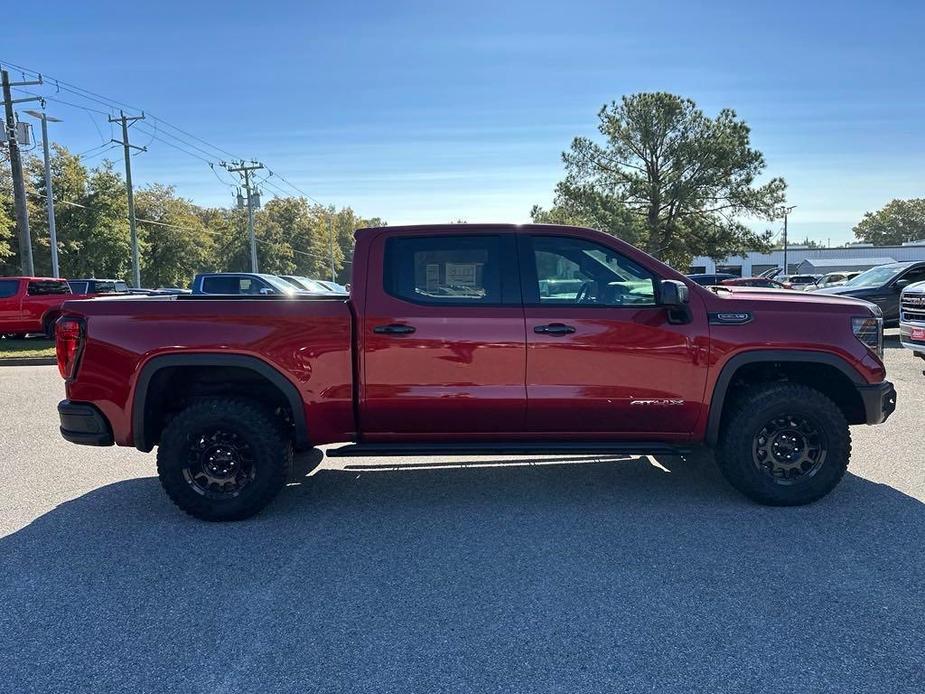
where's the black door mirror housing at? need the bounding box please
[894,279,910,291]
[658,279,690,306]
[658,280,691,324]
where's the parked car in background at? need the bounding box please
[720,277,789,289]
[815,261,925,327]
[191,272,303,295]
[0,277,72,338]
[279,275,339,294]
[808,272,862,291]
[686,272,736,286]
[899,281,925,362]
[316,280,348,294]
[780,274,821,291]
[67,279,130,296]
[54,223,895,521]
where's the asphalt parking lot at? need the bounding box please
[1,341,923,693]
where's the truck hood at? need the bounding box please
[812,285,875,297]
[705,286,878,312]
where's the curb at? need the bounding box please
[0,357,57,367]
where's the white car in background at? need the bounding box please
[808,271,862,291]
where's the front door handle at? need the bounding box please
[533,323,576,335]
[373,323,416,335]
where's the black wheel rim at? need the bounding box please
[752,414,827,485]
[183,429,256,499]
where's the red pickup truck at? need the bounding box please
[0,276,73,338]
[54,224,896,520]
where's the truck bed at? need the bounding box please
[61,295,356,447]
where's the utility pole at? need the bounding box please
[24,109,62,277]
[222,160,264,272]
[2,69,43,276]
[329,213,335,282]
[781,205,796,274]
[109,110,146,287]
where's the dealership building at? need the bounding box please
[689,241,925,277]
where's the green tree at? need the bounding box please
[67,161,131,279]
[136,184,214,288]
[0,149,15,273]
[853,198,925,246]
[25,145,89,277]
[534,92,787,267]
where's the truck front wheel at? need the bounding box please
[156,398,292,521]
[715,383,851,506]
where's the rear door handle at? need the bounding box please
[533,323,576,335]
[373,323,416,335]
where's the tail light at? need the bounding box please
[56,318,84,379]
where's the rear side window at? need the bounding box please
[384,235,503,304]
[0,279,20,298]
[201,276,241,294]
[201,276,270,295]
[27,280,71,296]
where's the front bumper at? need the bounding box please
[58,400,114,446]
[855,381,897,425]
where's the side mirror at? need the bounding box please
[658,279,689,306]
[895,279,910,291]
[658,280,691,325]
[258,287,275,296]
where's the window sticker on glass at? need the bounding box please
[446,263,478,288]
[425,263,440,292]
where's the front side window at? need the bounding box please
[529,236,656,306]
[385,235,503,304]
[900,267,925,286]
[27,280,71,296]
[68,281,89,294]
[0,279,20,298]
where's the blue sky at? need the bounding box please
[4,0,924,244]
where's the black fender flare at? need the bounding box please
[704,350,866,446]
[132,353,310,452]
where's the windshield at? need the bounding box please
[844,265,905,288]
[262,275,301,294]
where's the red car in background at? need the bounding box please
[721,277,791,289]
[0,277,73,338]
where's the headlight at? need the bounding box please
[852,315,883,357]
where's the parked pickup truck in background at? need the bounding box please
[899,281,925,363]
[67,278,130,296]
[0,277,73,338]
[55,224,897,520]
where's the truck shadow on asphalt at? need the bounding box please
[2,452,923,693]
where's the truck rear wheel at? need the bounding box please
[715,383,851,506]
[156,397,292,521]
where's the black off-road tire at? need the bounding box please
[156,397,292,521]
[715,383,851,506]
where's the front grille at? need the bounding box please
[902,294,925,323]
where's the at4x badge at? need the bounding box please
[630,399,685,406]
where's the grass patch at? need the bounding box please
[0,337,56,359]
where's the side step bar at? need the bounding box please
[325,442,689,458]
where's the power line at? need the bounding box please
[135,122,231,163]
[3,58,331,216]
